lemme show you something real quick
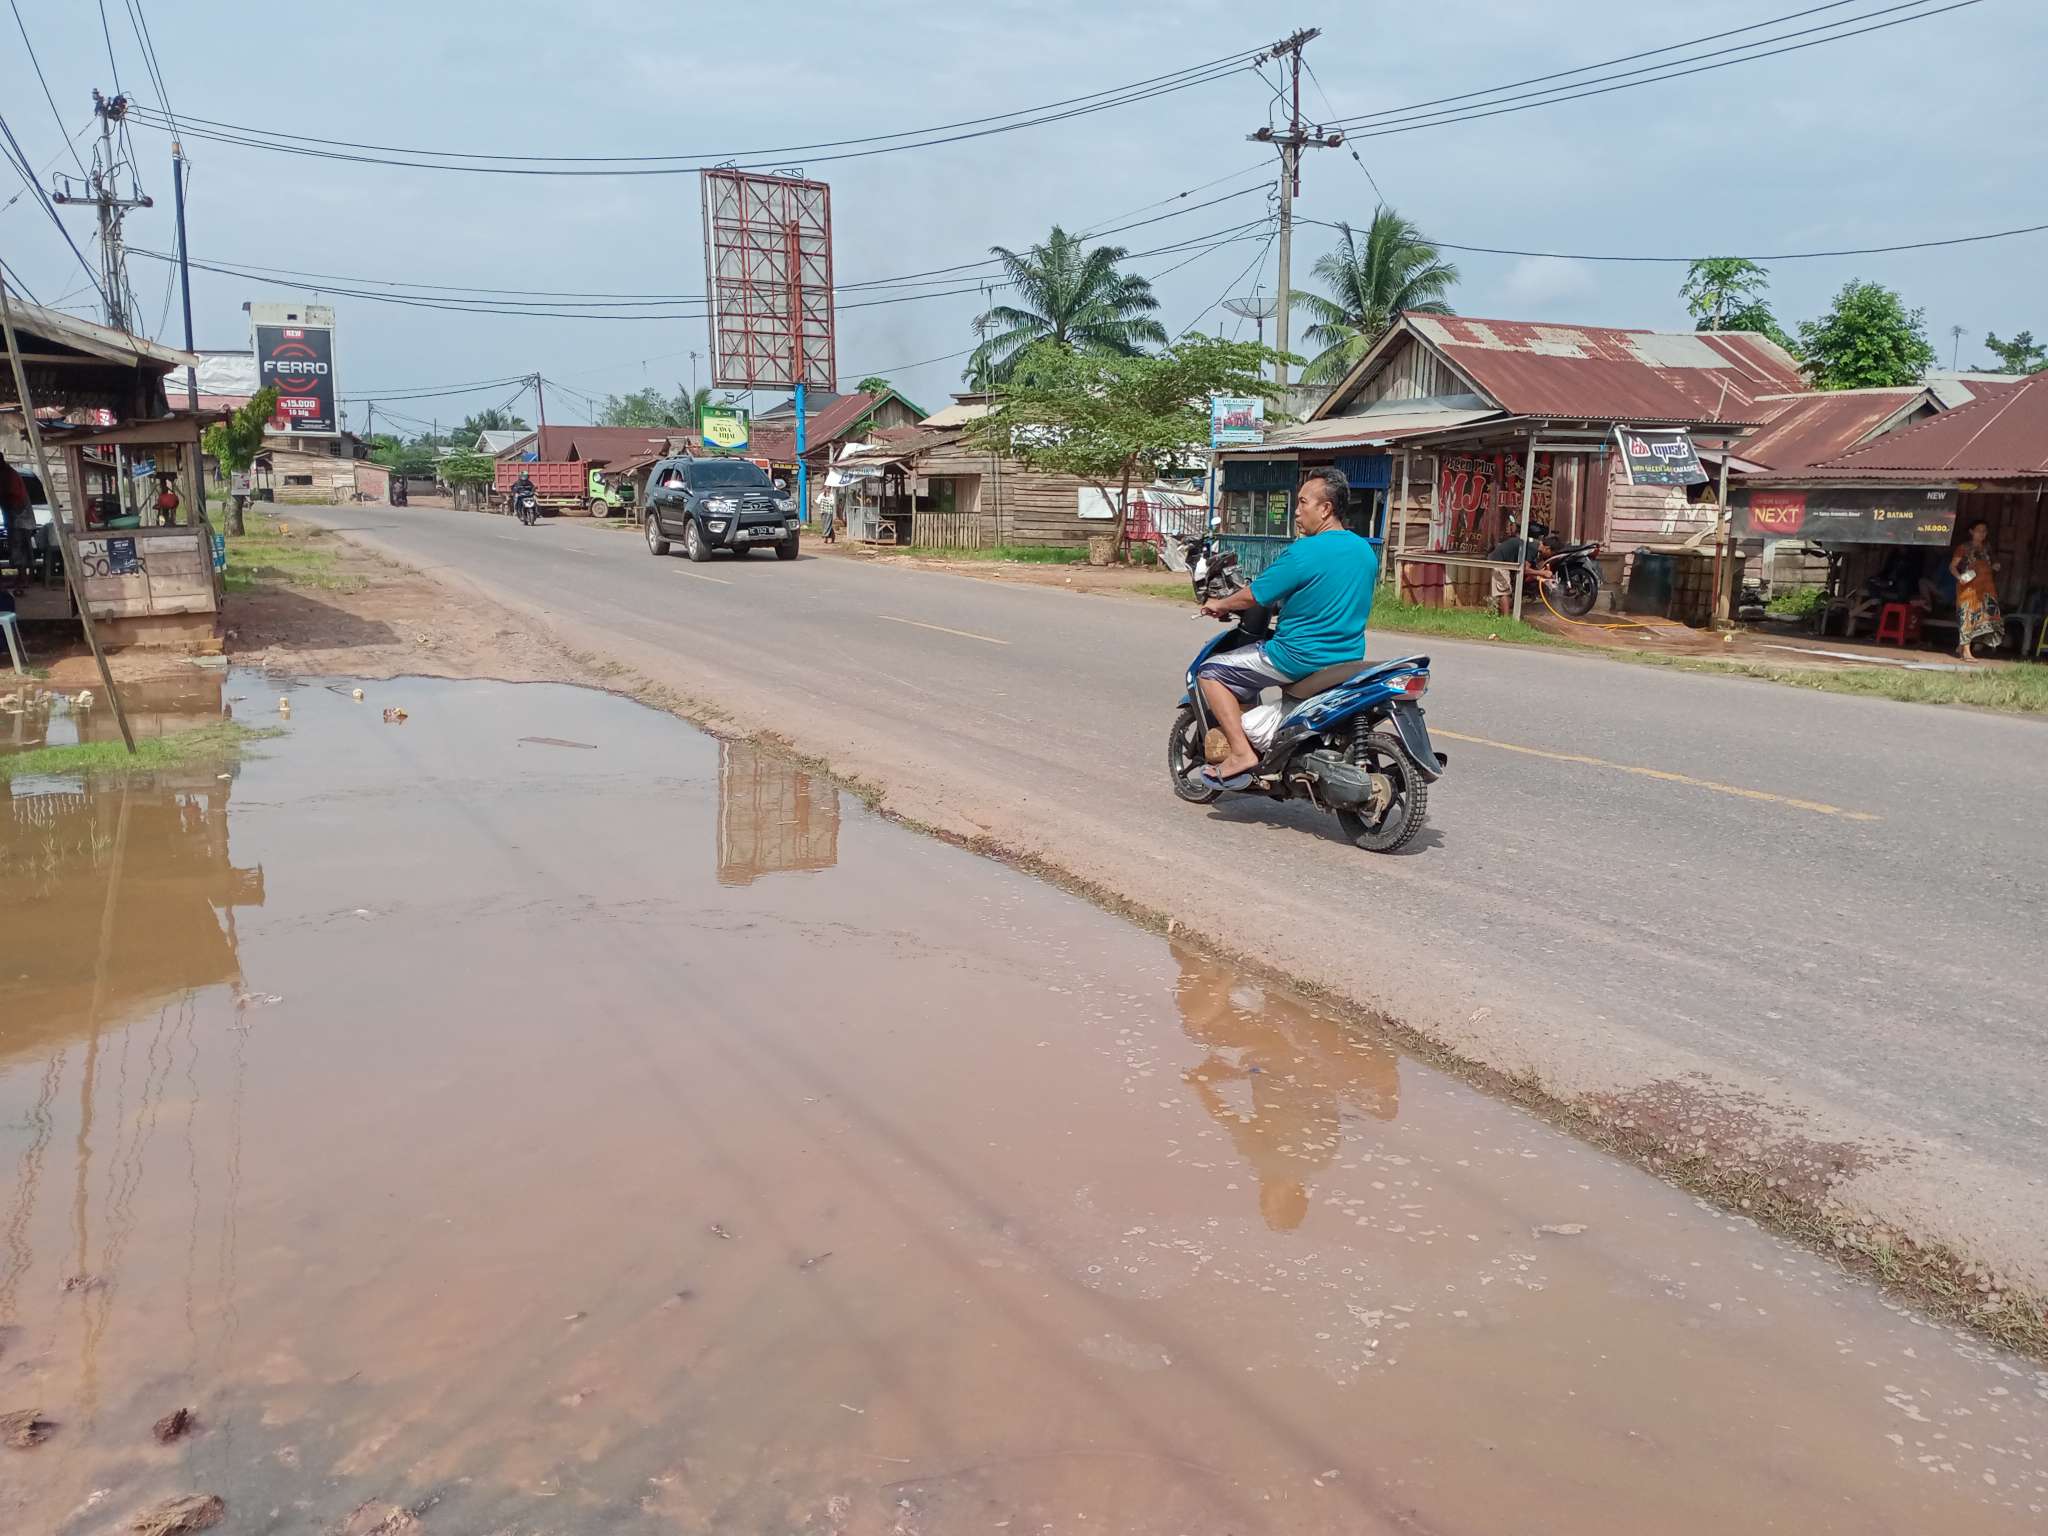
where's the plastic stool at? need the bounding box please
[1874,602,1919,646]
[0,612,23,676]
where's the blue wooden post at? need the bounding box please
[794,381,808,525]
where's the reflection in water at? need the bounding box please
[1172,942,1399,1231]
[716,739,839,887]
[0,735,263,1415]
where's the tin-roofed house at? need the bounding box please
[1211,312,1804,620]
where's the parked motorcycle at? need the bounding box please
[1167,533,1445,854]
[511,486,539,527]
[1542,539,1602,617]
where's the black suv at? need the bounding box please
[643,456,800,563]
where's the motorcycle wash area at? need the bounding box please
[1,674,2043,1536]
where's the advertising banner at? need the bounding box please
[1733,486,1957,545]
[700,404,751,452]
[1614,426,1706,486]
[1209,395,1265,447]
[255,322,338,435]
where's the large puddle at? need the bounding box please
[2,673,2044,1534]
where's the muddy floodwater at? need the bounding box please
[2,674,2044,1535]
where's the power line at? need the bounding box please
[1333,0,1985,141]
[0,111,110,309]
[125,45,1269,169]
[95,0,123,93]
[1180,224,1279,338]
[9,1,91,180]
[1287,212,2048,263]
[125,182,1274,311]
[122,0,181,140]
[1331,0,1873,126]
[125,56,1263,177]
[0,257,44,307]
[1299,56,1389,210]
[1333,0,1945,132]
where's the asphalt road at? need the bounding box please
[309,504,2048,1285]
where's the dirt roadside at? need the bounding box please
[78,516,2039,1358]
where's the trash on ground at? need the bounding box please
[153,1407,195,1443]
[709,1223,735,1240]
[1535,1223,1590,1237]
[382,707,408,724]
[799,1251,834,1270]
[1,1408,56,1448]
[129,1492,225,1534]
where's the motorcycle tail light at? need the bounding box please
[1400,674,1428,697]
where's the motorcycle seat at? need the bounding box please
[1277,655,1425,704]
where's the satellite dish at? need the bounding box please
[1221,294,1279,346]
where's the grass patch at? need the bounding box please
[0,720,278,783]
[224,512,365,592]
[1131,580,1560,646]
[905,544,1092,564]
[1631,652,2048,713]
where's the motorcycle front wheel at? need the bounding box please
[1336,729,1428,854]
[1167,704,1219,805]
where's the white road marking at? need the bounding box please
[877,614,1008,646]
[675,568,732,585]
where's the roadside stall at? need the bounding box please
[1,298,220,650]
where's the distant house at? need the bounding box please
[830,394,1202,550]
[745,387,927,483]
[476,428,536,457]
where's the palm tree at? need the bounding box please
[1292,209,1459,385]
[675,385,713,429]
[969,225,1167,383]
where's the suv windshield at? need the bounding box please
[686,460,773,492]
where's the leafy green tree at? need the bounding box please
[969,335,1277,558]
[1680,257,1797,352]
[968,226,1167,383]
[370,439,436,478]
[437,450,498,489]
[855,375,895,395]
[678,385,712,428]
[1292,209,1458,385]
[1681,257,1769,330]
[1796,279,1936,390]
[1980,329,2047,375]
[457,407,529,439]
[201,385,278,535]
[598,388,685,427]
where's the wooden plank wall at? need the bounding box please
[915,441,1105,547]
[74,528,213,618]
[269,443,357,504]
[912,510,984,549]
[1341,336,1466,412]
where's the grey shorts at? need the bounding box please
[1196,643,1293,703]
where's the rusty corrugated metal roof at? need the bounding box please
[1735,388,1933,472]
[1803,373,2048,480]
[534,426,684,463]
[1405,314,1803,426]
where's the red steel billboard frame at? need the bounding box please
[700,169,836,392]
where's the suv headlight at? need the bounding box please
[703,496,737,513]
[774,496,796,513]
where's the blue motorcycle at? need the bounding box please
[1167,534,1445,854]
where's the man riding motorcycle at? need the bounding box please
[1195,467,1378,790]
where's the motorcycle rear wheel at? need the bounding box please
[1336,729,1428,854]
[1167,704,1220,805]
[1554,563,1599,618]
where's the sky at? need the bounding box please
[3,0,2044,437]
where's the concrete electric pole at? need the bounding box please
[51,92,152,332]
[1249,29,1342,396]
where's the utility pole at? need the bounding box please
[1249,29,1341,395]
[52,92,151,333]
[533,372,547,441]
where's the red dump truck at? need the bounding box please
[491,461,628,517]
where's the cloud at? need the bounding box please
[1499,257,1597,309]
